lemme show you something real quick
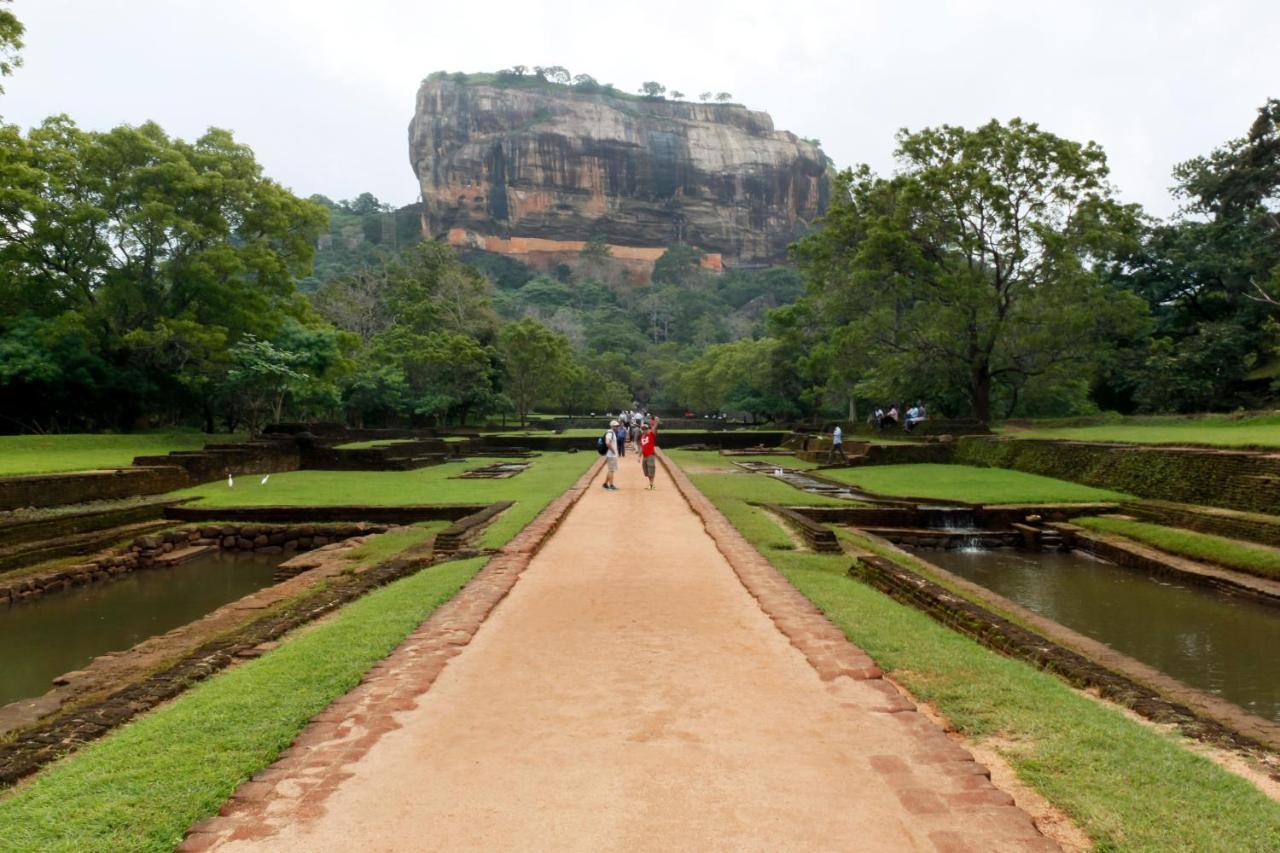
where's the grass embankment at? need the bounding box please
[0,432,245,477]
[1076,516,1280,581]
[665,448,818,472]
[0,556,486,852]
[676,460,1280,851]
[1002,413,1280,449]
[177,453,593,549]
[822,463,1131,504]
[668,452,856,506]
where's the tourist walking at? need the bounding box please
[638,416,660,489]
[614,420,628,459]
[827,423,847,464]
[602,419,620,490]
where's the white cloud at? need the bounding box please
[3,0,1276,216]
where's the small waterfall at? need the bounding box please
[919,506,977,532]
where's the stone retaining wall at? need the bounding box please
[432,501,513,554]
[762,503,842,552]
[0,498,185,548]
[0,467,190,512]
[954,437,1280,514]
[1126,500,1280,549]
[133,441,301,483]
[0,522,384,606]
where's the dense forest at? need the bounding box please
[0,4,1277,431]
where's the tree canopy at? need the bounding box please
[791,119,1149,421]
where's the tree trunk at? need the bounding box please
[970,364,993,424]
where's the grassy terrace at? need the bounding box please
[1076,515,1280,581]
[822,463,1131,505]
[332,438,418,450]
[0,453,595,850]
[666,450,854,507]
[1001,413,1280,448]
[176,454,594,548]
[672,455,1280,851]
[0,432,245,477]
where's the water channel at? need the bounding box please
[910,546,1280,723]
[0,550,282,707]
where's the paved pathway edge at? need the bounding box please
[177,458,605,852]
[656,450,1058,851]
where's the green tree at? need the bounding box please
[224,336,309,432]
[498,317,570,425]
[0,116,327,429]
[0,0,22,93]
[1105,99,1280,411]
[792,119,1149,422]
[715,92,732,103]
[639,81,666,98]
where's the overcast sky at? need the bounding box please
[3,0,1276,218]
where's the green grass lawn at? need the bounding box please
[665,448,819,471]
[332,438,417,450]
[0,432,245,477]
[1075,516,1280,581]
[0,555,486,852]
[822,463,1131,504]
[177,453,594,549]
[686,472,865,508]
[669,455,1280,851]
[1002,413,1280,448]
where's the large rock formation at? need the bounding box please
[408,75,831,270]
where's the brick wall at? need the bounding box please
[0,467,190,512]
[954,437,1280,515]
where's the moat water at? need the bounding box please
[0,550,281,707]
[911,547,1280,723]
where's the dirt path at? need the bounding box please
[202,457,1053,852]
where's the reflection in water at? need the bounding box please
[0,550,280,707]
[912,547,1280,723]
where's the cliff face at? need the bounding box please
[408,78,831,266]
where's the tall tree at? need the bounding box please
[793,119,1149,422]
[498,317,570,425]
[0,116,327,429]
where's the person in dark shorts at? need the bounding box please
[638,416,659,489]
[603,419,620,490]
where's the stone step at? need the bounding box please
[152,544,216,567]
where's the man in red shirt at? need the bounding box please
[638,416,659,490]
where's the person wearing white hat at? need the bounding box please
[602,419,620,490]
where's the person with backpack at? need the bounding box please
[599,419,620,490]
[638,416,660,489]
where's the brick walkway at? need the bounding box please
[183,454,1055,852]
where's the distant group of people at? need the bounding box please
[600,410,659,490]
[826,401,929,463]
[870,402,928,432]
